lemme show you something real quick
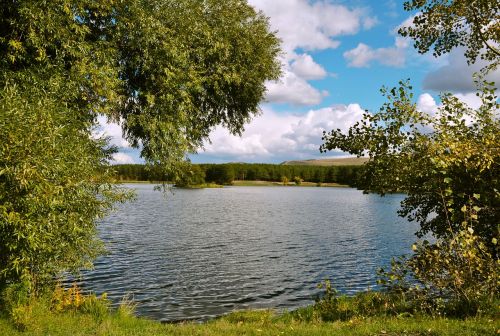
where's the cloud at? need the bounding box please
[249,0,376,54]
[417,93,438,115]
[249,0,377,106]
[384,0,399,18]
[343,15,417,68]
[95,116,130,149]
[423,49,500,93]
[198,104,365,162]
[452,92,483,109]
[111,152,135,164]
[344,42,406,68]
[265,68,328,106]
[415,92,489,131]
[290,53,327,80]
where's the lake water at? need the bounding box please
[79,184,417,322]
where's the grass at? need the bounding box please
[0,306,497,336]
[175,183,224,189]
[281,157,368,166]
[232,180,349,187]
[113,180,349,188]
[1,284,498,335]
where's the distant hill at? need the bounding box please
[281,157,368,166]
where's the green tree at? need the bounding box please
[206,165,235,185]
[322,81,499,311]
[0,77,130,290]
[0,0,281,290]
[175,165,206,187]
[323,0,500,313]
[399,0,500,65]
[322,80,499,244]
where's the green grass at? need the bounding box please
[175,183,224,189]
[0,306,497,336]
[232,180,348,187]
[281,157,368,166]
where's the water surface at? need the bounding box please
[80,185,417,322]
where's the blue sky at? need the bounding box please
[104,0,499,165]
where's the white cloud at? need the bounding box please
[343,15,416,68]
[416,92,489,130]
[417,93,438,115]
[200,104,365,162]
[95,116,130,149]
[265,69,328,106]
[249,0,376,54]
[363,16,379,30]
[384,0,399,18]
[343,42,406,68]
[423,49,500,93]
[249,0,377,106]
[290,53,327,80]
[452,92,483,109]
[112,152,135,164]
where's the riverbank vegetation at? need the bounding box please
[113,163,363,187]
[0,282,497,335]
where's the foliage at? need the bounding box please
[313,280,340,321]
[50,283,109,316]
[205,165,236,185]
[321,80,499,245]
[308,277,499,322]
[379,227,499,316]
[399,0,500,66]
[115,0,281,176]
[0,77,130,290]
[1,0,281,175]
[321,80,499,313]
[0,302,497,336]
[293,176,303,185]
[174,165,206,187]
[114,163,362,186]
[0,0,280,290]
[281,176,289,185]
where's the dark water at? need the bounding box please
[79,184,417,322]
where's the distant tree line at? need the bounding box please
[113,163,363,186]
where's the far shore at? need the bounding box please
[114,180,350,188]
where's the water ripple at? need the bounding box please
[78,185,417,322]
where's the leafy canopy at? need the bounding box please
[399,0,500,65]
[0,74,130,289]
[322,0,500,314]
[0,0,281,288]
[321,80,499,244]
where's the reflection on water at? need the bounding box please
[79,185,416,322]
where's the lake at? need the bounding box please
[79,184,418,322]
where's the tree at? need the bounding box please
[1,0,281,176]
[206,165,235,185]
[322,80,499,245]
[0,76,130,290]
[321,80,499,311]
[0,0,280,289]
[399,0,500,66]
[175,165,206,187]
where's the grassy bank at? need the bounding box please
[232,180,348,187]
[114,180,350,188]
[0,306,497,336]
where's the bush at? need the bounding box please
[379,227,499,317]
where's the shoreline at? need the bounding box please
[114,180,351,188]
